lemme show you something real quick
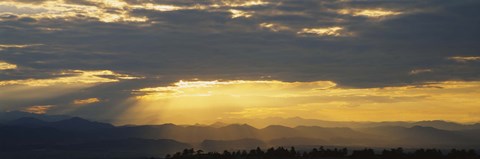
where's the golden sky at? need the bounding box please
[111,80,480,125]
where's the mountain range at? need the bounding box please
[1,111,480,159]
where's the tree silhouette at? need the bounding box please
[166,147,480,159]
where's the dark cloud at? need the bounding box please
[4,0,50,4]
[63,0,99,6]
[1,0,479,84]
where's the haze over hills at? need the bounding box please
[1,111,480,158]
[5,111,480,130]
[218,117,480,131]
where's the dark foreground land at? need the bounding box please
[166,147,480,159]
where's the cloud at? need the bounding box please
[297,27,348,37]
[209,0,270,7]
[0,44,42,50]
[0,61,17,70]
[0,0,147,23]
[0,0,480,124]
[259,22,290,32]
[229,9,253,18]
[0,69,137,104]
[73,97,101,105]
[448,56,480,63]
[136,3,183,12]
[23,105,54,114]
[338,9,402,18]
[0,70,139,86]
[409,69,433,75]
[1,0,478,85]
[0,0,271,23]
[3,0,50,4]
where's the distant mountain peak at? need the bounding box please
[409,125,441,131]
[0,111,71,122]
[161,123,177,127]
[209,121,228,128]
[221,123,256,129]
[263,125,290,129]
[66,117,90,122]
[12,117,44,122]
[48,117,114,131]
[13,117,43,121]
[7,117,48,127]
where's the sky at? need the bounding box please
[0,0,479,125]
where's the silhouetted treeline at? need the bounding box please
[165,147,479,159]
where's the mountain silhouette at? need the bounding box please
[0,111,70,122]
[1,115,480,159]
[6,117,114,131]
[49,117,114,131]
[361,125,477,147]
[7,117,49,127]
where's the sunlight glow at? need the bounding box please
[119,80,480,125]
[136,80,337,99]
